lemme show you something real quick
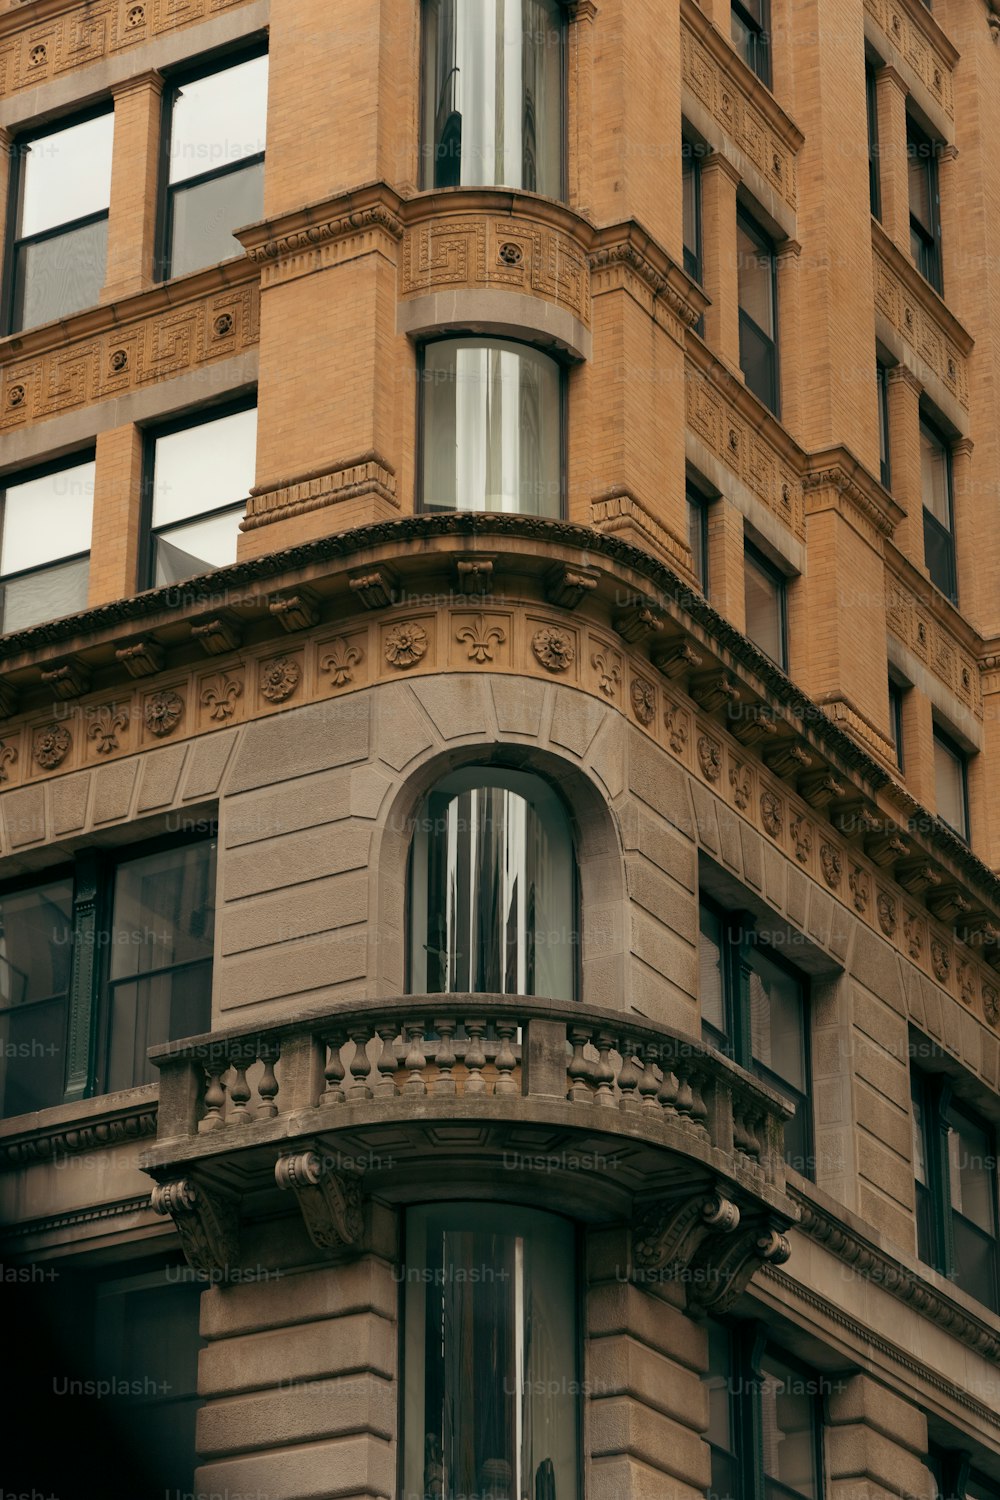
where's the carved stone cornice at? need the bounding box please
[245,453,398,529]
[238,183,405,269]
[863,0,959,116]
[885,545,983,720]
[587,221,708,331]
[803,448,905,541]
[680,0,805,151]
[275,1149,364,1252]
[0,1103,157,1170]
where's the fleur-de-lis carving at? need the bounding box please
[729,761,752,811]
[849,867,870,914]
[456,615,507,663]
[88,706,128,755]
[201,676,243,721]
[663,701,688,754]
[790,813,812,863]
[0,740,17,783]
[321,638,363,687]
[591,652,621,698]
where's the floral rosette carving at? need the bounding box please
[34,724,71,770]
[760,790,782,838]
[630,677,656,726]
[385,622,428,670]
[532,627,575,673]
[984,985,999,1028]
[145,690,184,738]
[697,736,722,783]
[260,657,301,704]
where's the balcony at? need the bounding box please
[141,995,798,1313]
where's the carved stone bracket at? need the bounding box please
[633,1188,791,1314]
[614,601,665,644]
[349,567,399,610]
[454,557,496,595]
[633,1189,741,1275]
[40,660,91,699]
[275,1149,364,1251]
[191,616,243,656]
[269,589,320,632]
[115,638,165,678]
[150,1177,239,1275]
[0,681,19,719]
[545,563,599,610]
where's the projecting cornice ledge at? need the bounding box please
[803,447,906,540]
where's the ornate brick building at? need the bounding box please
[0,0,999,1496]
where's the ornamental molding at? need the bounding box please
[633,1188,791,1314]
[587,225,708,333]
[275,1149,364,1252]
[0,1104,157,1170]
[862,0,958,118]
[802,449,904,541]
[150,1177,240,1276]
[872,222,972,411]
[238,185,405,282]
[244,452,398,529]
[885,551,983,719]
[590,490,692,575]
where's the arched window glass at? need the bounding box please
[409,768,576,1000]
[421,0,565,196]
[421,339,562,517]
[402,1203,579,1500]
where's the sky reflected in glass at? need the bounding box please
[20,114,114,237]
[169,55,268,184]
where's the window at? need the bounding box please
[699,897,813,1177]
[705,1322,823,1500]
[7,110,113,332]
[402,1203,578,1500]
[737,212,779,414]
[933,727,969,842]
[888,677,904,770]
[866,61,881,220]
[682,139,703,284]
[912,1067,999,1312]
[421,0,565,196]
[160,51,267,280]
[0,456,95,634]
[876,361,891,489]
[744,542,787,670]
[907,117,942,293]
[0,832,215,1118]
[420,339,563,517]
[409,768,576,1000]
[731,0,771,85]
[921,419,957,602]
[145,402,257,586]
[688,482,709,592]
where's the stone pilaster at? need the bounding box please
[102,71,164,301]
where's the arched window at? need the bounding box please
[420,339,563,517]
[421,0,565,197]
[408,768,576,1000]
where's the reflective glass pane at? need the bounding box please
[933,733,967,838]
[923,512,957,601]
[151,407,257,528]
[947,1108,997,1235]
[682,155,699,267]
[107,961,212,1091]
[19,113,114,236]
[410,768,575,1000]
[744,550,785,665]
[911,1075,929,1188]
[688,490,706,587]
[153,508,243,585]
[13,216,108,330]
[402,1204,578,1500]
[920,425,951,527]
[422,0,564,195]
[739,313,779,412]
[748,945,806,1094]
[760,1353,818,1500]
[422,340,562,516]
[951,1214,999,1311]
[0,556,91,635]
[0,879,73,1117]
[2,460,95,574]
[908,141,933,232]
[169,55,268,184]
[110,841,216,981]
[737,222,774,334]
[699,903,726,1039]
[167,160,264,277]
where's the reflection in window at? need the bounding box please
[403,1203,578,1500]
[706,1323,822,1500]
[105,839,216,1091]
[0,458,94,633]
[147,404,256,585]
[9,112,113,331]
[933,728,969,842]
[162,53,267,279]
[421,0,564,195]
[0,877,74,1117]
[907,117,942,293]
[687,483,709,592]
[744,543,787,669]
[409,768,575,1000]
[737,213,779,413]
[921,419,956,603]
[731,0,771,85]
[421,340,562,517]
[876,361,891,489]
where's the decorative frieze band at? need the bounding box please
[244,454,399,529]
[886,565,983,719]
[872,228,971,411]
[862,0,956,119]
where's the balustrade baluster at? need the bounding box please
[431,1018,458,1096]
[227,1045,253,1125]
[322,1030,346,1105]
[689,1068,709,1131]
[346,1024,374,1101]
[374,1023,399,1100]
[638,1044,661,1110]
[494,1021,518,1096]
[674,1067,694,1117]
[201,1058,227,1131]
[403,1022,427,1095]
[257,1041,280,1119]
[464,1020,488,1095]
[567,1026,596,1103]
[593,1029,616,1107]
[616,1037,643,1114]
[657,1066,679,1115]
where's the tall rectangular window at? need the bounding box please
[731,0,771,86]
[912,1065,999,1312]
[160,51,268,280]
[876,361,892,489]
[699,897,813,1178]
[737,211,779,414]
[933,727,969,842]
[907,116,942,293]
[866,61,882,219]
[888,677,904,770]
[921,418,957,602]
[0,875,74,1118]
[0,456,95,634]
[145,402,257,586]
[7,110,113,332]
[687,482,709,593]
[682,140,703,285]
[744,542,787,669]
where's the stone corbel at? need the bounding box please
[150,1177,239,1275]
[269,588,320,632]
[191,615,243,655]
[349,567,399,610]
[545,564,599,610]
[115,638,165,678]
[686,1219,792,1313]
[275,1149,364,1251]
[454,557,496,596]
[40,659,91,699]
[614,601,666,645]
[633,1189,742,1280]
[0,681,19,719]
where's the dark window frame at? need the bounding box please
[699,892,814,1179]
[907,114,943,294]
[414,333,568,519]
[682,137,704,285]
[912,1061,999,1312]
[731,0,772,87]
[888,676,905,771]
[687,480,710,594]
[737,208,780,415]
[139,392,257,590]
[2,101,114,336]
[154,38,268,284]
[0,448,96,636]
[920,415,957,604]
[744,539,788,670]
[876,360,892,490]
[866,59,882,220]
[0,825,217,1119]
[932,724,970,843]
